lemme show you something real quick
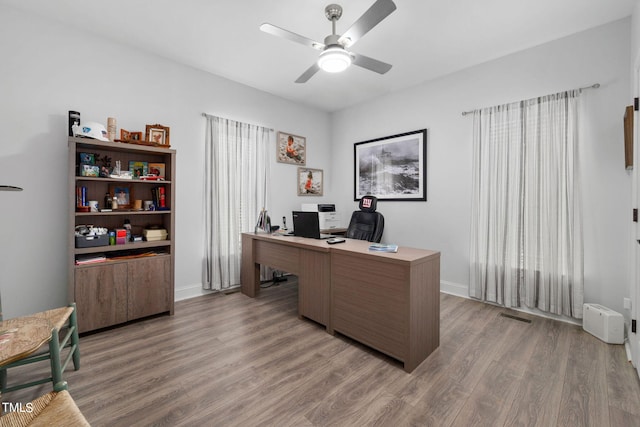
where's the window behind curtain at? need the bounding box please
[469,90,584,319]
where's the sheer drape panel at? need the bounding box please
[469,91,583,319]
[204,116,271,290]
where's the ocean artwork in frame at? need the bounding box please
[354,129,427,201]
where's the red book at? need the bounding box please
[158,186,166,208]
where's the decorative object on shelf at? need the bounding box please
[354,129,427,201]
[109,183,133,209]
[148,162,165,178]
[145,124,171,147]
[76,121,109,141]
[297,167,323,196]
[96,153,112,177]
[68,110,80,137]
[116,124,171,148]
[277,131,306,165]
[107,117,117,141]
[79,164,99,177]
[128,161,149,179]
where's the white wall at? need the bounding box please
[0,5,331,318]
[330,19,632,314]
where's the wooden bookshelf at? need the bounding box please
[68,137,176,333]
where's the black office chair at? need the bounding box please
[345,195,384,243]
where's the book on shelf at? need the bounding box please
[368,243,398,253]
[75,254,107,265]
[151,185,167,209]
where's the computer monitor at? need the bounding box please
[292,211,331,239]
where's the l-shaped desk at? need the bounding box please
[241,232,440,373]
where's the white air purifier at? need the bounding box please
[582,303,624,344]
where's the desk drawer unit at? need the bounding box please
[331,252,408,362]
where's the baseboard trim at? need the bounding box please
[440,280,468,298]
[175,283,216,301]
[439,280,580,326]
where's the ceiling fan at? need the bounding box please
[260,0,397,83]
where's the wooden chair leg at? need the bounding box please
[49,328,63,389]
[69,303,80,370]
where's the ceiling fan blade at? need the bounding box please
[260,23,325,51]
[351,52,392,74]
[295,63,321,83]
[338,0,397,48]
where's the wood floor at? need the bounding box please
[3,279,640,426]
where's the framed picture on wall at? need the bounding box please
[354,129,427,201]
[297,167,323,196]
[277,131,306,165]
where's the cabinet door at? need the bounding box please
[75,263,128,333]
[127,256,171,321]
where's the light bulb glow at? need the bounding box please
[318,47,352,73]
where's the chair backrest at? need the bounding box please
[345,195,384,243]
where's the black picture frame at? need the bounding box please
[354,129,427,201]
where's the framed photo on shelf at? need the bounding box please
[129,161,148,179]
[145,124,171,147]
[130,132,142,141]
[277,131,306,165]
[109,183,134,209]
[354,129,427,201]
[297,167,323,196]
[120,129,131,141]
[148,162,166,178]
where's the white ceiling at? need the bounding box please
[2,0,635,112]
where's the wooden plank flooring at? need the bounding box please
[3,279,640,426]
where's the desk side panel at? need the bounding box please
[407,255,441,372]
[331,252,408,362]
[299,250,331,327]
[241,234,259,297]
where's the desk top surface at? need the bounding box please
[243,232,440,264]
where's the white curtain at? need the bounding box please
[203,115,271,290]
[469,90,584,319]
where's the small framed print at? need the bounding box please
[148,162,166,178]
[130,132,142,141]
[297,167,323,196]
[128,161,148,179]
[277,131,306,165]
[120,129,131,141]
[109,183,133,209]
[145,124,171,147]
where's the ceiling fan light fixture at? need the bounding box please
[318,47,352,73]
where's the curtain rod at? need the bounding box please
[201,113,274,131]
[461,83,601,117]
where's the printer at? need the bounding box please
[301,203,342,231]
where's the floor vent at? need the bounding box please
[499,312,532,323]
